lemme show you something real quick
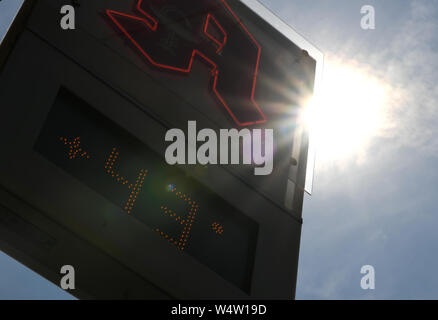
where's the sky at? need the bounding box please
[1,0,438,299]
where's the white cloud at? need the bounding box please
[358,0,438,156]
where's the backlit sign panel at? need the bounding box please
[0,0,322,299]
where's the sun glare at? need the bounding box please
[303,59,388,166]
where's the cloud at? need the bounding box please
[358,0,438,156]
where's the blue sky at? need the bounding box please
[264,0,438,299]
[0,0,23,43]
[1,0,438,299]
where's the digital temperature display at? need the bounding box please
[34,87,258,293]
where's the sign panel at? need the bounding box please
[0,0,322,299]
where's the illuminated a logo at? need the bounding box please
[106,0,266,126]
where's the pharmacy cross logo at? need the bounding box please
[106,0,266,127]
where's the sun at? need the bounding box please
[302,59,388,167]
